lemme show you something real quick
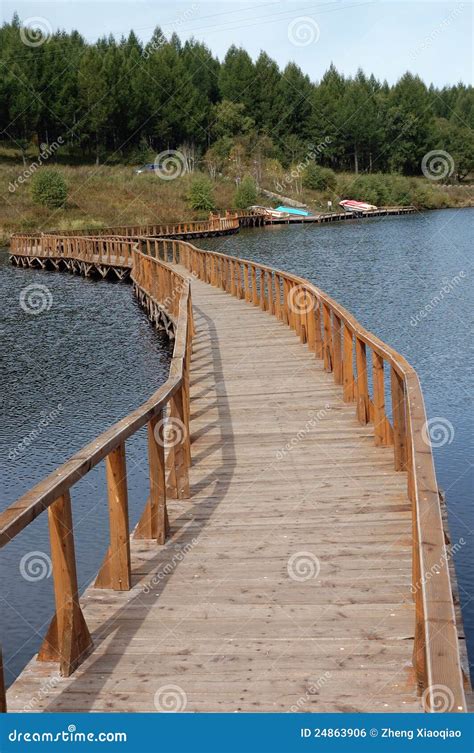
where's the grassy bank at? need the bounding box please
[0,158,472,245]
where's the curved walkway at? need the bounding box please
[7,270,422,712]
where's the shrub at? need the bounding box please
[31,169,67,208]
[233,176,257,209]
[302,163,337,192]
[187,175,215,211]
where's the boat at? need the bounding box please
[248,205,290,219]
[274,205,310,217]
[339,199,378,213]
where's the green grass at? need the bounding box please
[0,153,472,245]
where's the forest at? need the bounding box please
[1,14,473,181]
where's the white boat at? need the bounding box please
[339,199,378,213]
[248,205,290,219]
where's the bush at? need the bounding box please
[233,176,257,209]
[31,169,68,208]
[187,175,215,211]
[302,163,337,192]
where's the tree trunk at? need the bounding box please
[354,145,359,174]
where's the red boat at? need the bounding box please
[339,199,378,213]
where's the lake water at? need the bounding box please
[1,207,472,686]
[0,255,172,684]
[194,207,473,676]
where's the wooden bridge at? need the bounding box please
[1,220,469,713]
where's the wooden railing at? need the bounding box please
[2,233,466,712]
[149,237,465,712]
[0,248,193,710]
[10,214,239,240]
[10,234,137,267]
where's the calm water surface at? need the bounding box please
[196,208,474,674]
[0,255,172,684]
[1,207,472,686]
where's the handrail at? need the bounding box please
[147,237,466,713]
[9,214,239,240]
[0,246,193,694]
[1,232,466,713]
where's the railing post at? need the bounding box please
[166,386,190,500]
[38,492,93,676]
[332,314,342,384]
[259,270,266,311]
[252,267,258,305]
[412,530,427,691]
[391,368,407,470]
[372,352,387,446]
[283,279,292,327]
[274,275,282,320]
[266,271,274,315]
[95,443,132,590]
[355,337,369,424]
[134,411,169,544]
[313,300,322,357]
[342,325,354,401]
[322,303,333,372]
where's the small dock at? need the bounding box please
[1,224,468,714]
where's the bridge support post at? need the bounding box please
[95,443,132,590]
[390,368,407,470]
[342,326,354,401]
[332,314,343,384]
[38,492,93,676]
[134,412,169,544]
[322,303,333,372]
[355,337,369,423]
[166,386,190,500]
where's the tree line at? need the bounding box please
[1,14,472,179]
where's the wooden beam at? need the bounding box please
[95,443,131,590]
[38,492,92,676]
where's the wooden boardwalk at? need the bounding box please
[7,272,421,713]
[2,229,468,714]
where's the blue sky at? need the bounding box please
[2,1,472,86]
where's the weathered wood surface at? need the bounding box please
[7,274,429,713]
